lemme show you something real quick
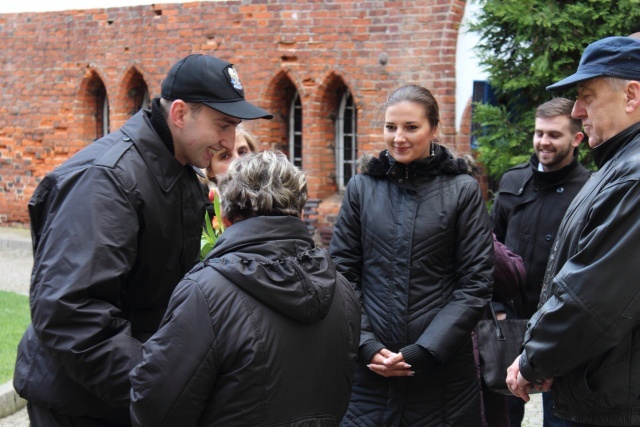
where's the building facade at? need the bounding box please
[0,0,476,243]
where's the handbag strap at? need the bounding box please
[489,303,506,341]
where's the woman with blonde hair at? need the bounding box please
[204,126,258,189]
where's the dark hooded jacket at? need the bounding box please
[519,122,640,425]
[130,215,361,427]
[13,106,204,424]
[330,145,494,426]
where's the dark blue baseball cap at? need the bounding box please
[547,36,640,92]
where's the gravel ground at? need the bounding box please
[0,226,31,296]
[0,408,28,427]
[0,248,32,296]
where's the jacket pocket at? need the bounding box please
[558,340,631,410]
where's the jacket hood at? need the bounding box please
[359,143,479,180]
[202,216,336,324]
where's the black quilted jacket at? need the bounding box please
[330,145,494,426]
[130,216,361,427]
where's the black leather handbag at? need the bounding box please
[476,304,529,395]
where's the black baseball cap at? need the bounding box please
[161,54,273,120]
[547,36,640,92]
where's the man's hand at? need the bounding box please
[506,355,532,401]
[367,349,414,377]
[506,355,553,401]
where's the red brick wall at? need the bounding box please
[0,0,470,235]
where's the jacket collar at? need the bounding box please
[592,121,640,168]
[210,216,315,257]
[120,110,193,192]
[149,97,174,155]
[530,154,582,186]
[360,143,475,186]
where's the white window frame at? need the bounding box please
[101,94,110,138]
[288,92,303,168]
[335,92,357,191]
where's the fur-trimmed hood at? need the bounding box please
[359,143,479,182]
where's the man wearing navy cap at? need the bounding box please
[506,36,640,426]
[13,54,272,426]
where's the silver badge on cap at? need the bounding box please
[227,66,243,91]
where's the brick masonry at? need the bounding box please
[0,0,476,238]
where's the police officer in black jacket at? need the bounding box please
[14,54,272,426]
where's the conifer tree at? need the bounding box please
[469,0,640,189]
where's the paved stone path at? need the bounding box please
[522,393,543,427]
[0,226,544,426]
[0,408,28,427]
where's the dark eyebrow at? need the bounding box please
[385,121,418,125]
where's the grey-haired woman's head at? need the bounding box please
[217,150,308,224]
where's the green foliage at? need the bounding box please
[0,291,30,383]
[473,103,532,179]
[200,189,225,260]
[469,0,640,183]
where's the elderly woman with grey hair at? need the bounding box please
[130,150,361,427]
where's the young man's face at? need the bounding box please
[573,78,628,148]
[174,103,241,168]
[533,115,582,172]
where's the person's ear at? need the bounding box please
[572,131,584,147]
[221,215,233,228]
[624,81,640,113]
[169,100,188,129]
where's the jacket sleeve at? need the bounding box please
[414,179,494,364]
[492,233,525,302]
[490,183,509,244]
[130,279,217,427]
[520,179,640,382]
[29,166,143,407]
[329,177,385,364]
